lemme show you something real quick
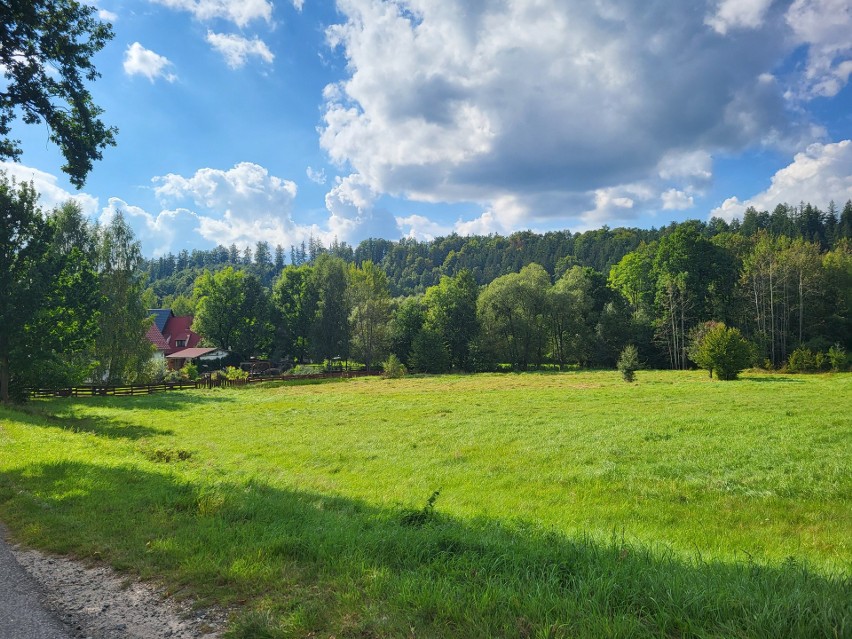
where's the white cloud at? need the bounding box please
[150,0,272,27]
[396,214,452,241]
[292,0,304,11]
[154,162,327,248]
[705,0,774,35]
[98,8,118,21]
[306,166,327,185]
[319,0,802,231]
[123,42,177,82]
[0,162,99,214]
[710,139,852,220]
[786,0,852,98]
[206,32,274,69]
[100,198,200,257]
[661,188,695,211]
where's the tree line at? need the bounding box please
[3,169,851,401]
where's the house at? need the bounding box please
[145,323,170,362]
[166,347,230,370]
[146,309,213,369]
[146,309,203,355]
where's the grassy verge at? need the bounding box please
[1,371,849,637]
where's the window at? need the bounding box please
[176,339,186,347]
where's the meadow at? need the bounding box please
[0,370,849,638]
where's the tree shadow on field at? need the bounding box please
[0,462,848,639]
[2,405,172,440]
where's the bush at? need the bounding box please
[827,344,848,372]
[382,354,407,379]
[224,366,249,381]
[616,345,640,382]
[181,362,199,381]
[787,347,816,373]
[690,322,754,380]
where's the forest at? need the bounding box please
[143,200,852,374]
[2,168,851,401]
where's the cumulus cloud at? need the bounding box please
[206,31,274,68]
[786,0,852,98]
[150,0,272,27]
[123,42,177,82]
[705,0,774,34]
[100,198,200,257]
[661,188,695,211]
[153,162,306,246]
[711,139,852,220]
[0,162,99,214]
[396,214,452,241]
[98,8,118,21]
[319,0,807,233]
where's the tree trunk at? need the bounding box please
[0,355,10,403]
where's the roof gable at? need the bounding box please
[148,309,174,333]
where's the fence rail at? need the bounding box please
[27,370,382,399]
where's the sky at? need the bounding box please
[4,0,852,257]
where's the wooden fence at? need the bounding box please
[27,370,382,399]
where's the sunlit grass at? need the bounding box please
[1,370,850,637]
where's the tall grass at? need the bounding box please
[1,371,849,637]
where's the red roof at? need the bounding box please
[162,315,202,354]
[145,324,170,351]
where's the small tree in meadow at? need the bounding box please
[827,344,848,372]
[617,345,640,382]
[382,353,407,379]
[690,322,753,380]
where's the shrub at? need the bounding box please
[787,347,817,373]
[827,344,848,372]
[616,345,640,382]
[382,354,406,379]
[181,362,199,381]
[224,366,249,381]
[690,322,754,380]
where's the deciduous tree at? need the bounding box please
[1,0,117,187]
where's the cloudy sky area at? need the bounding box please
[4,0,852,256]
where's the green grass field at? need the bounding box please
[1,371,850,638]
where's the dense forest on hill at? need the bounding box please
[139,200,852,375]
[145,201,852,300]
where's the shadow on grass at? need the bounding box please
[742,376,805,383]
[2,405,173,440]
[0,461,848,639]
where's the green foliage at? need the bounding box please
[389,297,425,366]
[348,261,391,370]
[422,270,480,371]
[409,328,450,374]
[689,322,754,380]
[617,345,640,382]
[194,267,272,358]
[272,264,317,362]
[310,255,350,362]
[787,347,817,373]
[0,0,117,187]
[827,344,848,372]
[381,353,406,379]
[224,366,249,381]
[0,178,100,400]
[181,362,199,381]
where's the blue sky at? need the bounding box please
[4,0,852,257]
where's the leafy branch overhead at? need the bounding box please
[0,0,117,188]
